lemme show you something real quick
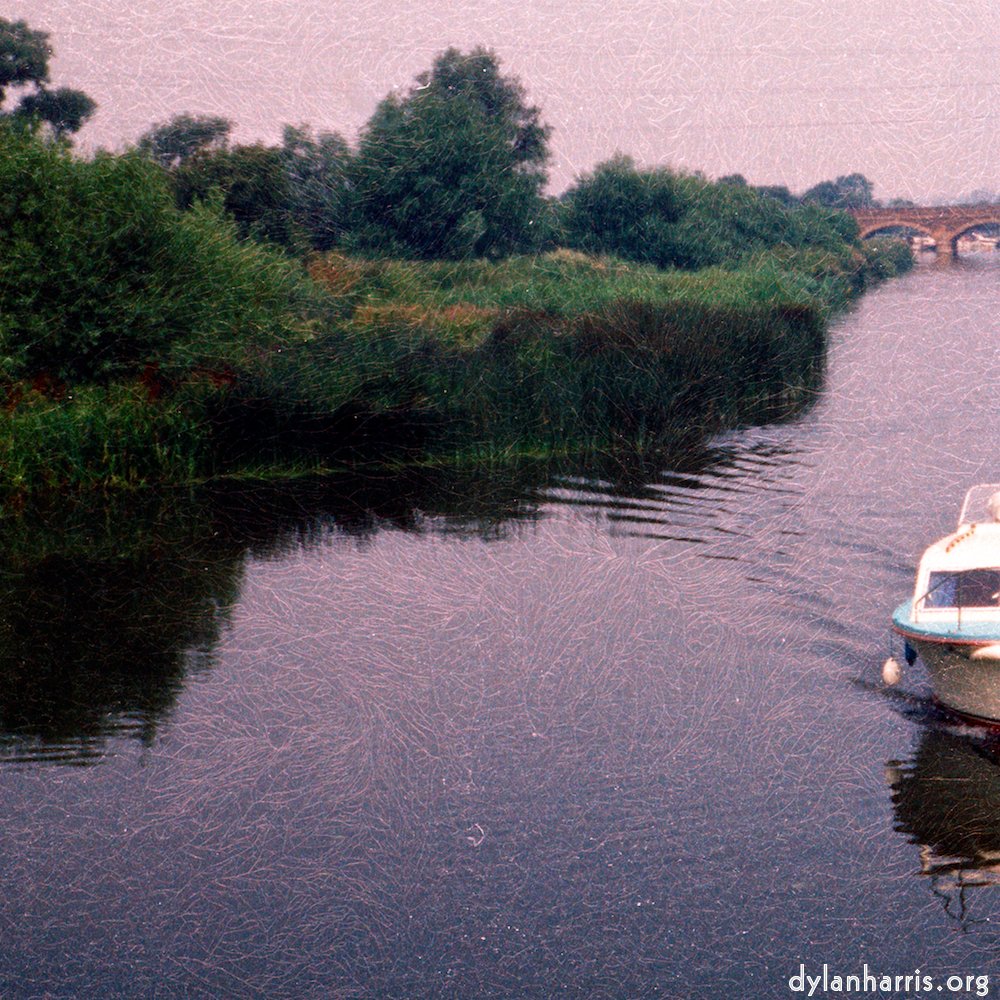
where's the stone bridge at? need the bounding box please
[849,205,1000,255]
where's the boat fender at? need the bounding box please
[904,642,917,666]
[970,644,1000,661]
[882,657,902,686]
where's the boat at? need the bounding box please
[889,483,1000,722]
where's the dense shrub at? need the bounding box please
[0,123,303,384]
[558,156,885,272]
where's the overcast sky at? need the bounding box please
[13,0,1000,203]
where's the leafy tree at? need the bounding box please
[139,117,352,252]
[14,86,96,136]
[170,142,294,247]
[560,155,866,270]
[755,185,799,207]
[0,19,50,100]
[0,18,95,135]
[137,112,232,168]
[802,173,875,210]
[348,46,552,259]
[281,123,352,251]
[558,154,685,267]
[0,124,300,384]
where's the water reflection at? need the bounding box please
[890,724,1000,932]
[543,427,811,546]
[0,491,245,766]
[2,253,1000,998]
[0,440,811,769]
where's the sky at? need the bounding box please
[11,0,1000,204]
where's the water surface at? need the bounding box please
[2,254,1000,998]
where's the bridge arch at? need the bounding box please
[850,205,1000,256]
[857,221,935,243]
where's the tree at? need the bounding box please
[558,154,685,267]
[281,124,352,251]
[14,86,96,136]
[138,114,301,248]
[348,47,552,259]
[172,142,294,247]
[0,18,49,100]
[137,112,232,168]
[138,118,354,252]
[755,185,799,207]
[559,155,869,271]
[802,173,875,210]
[0,124,299,384]
[0,18,95,135]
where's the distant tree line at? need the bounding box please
[720,171,881,210]
[0,17,920,270]
[135,47,550,261]
[133,45,890,272]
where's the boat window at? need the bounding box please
[924,569,1000,608]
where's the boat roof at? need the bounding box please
[914,486,1000,575]
[906,486,1000,621]
[920,524,1000,573]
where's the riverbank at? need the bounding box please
[0,121,915,494]
[0,240,911,495]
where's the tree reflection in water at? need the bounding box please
[0,448,722,767]
[0,490,245,765]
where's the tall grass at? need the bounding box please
[229,252,832,469]
[0,230,905,492]
[436,297,825,461]
[0,383,212,492]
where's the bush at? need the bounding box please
[558,157,880,272]
[0,122,303,384]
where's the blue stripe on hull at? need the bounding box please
[892,599,1000,646]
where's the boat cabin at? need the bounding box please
[912,485,1000,623]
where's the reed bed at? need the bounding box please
[248,251,832,467]
[0,383,210,492]
[1,244,905,493]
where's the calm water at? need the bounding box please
[3,254,1000,999]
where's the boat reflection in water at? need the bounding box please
[890,725,1000,927]
[891,484,1000,722]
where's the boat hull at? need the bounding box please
[894,600,1000,722]
[889,485,1000,723]
[907,639,1000,722]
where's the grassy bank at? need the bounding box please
[1,243,912,494]
[0,122,913,493]
[294,252,831,460]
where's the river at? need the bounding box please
[2,252,1000,999]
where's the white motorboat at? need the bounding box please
[890,484,1000,722]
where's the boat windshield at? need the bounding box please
[923,569,1000,609]
[959,484,1000,526]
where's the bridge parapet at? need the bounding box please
[849,205,1000,255]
